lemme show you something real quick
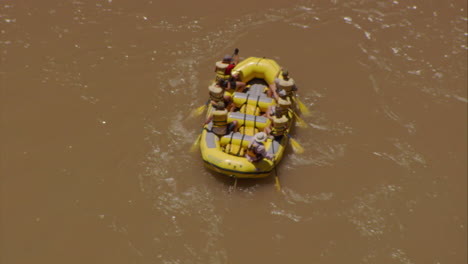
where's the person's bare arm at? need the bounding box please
[204,115,213,126]
[233,48,239,64]
[265,106,274,120]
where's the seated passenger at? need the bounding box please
[268,67,298,100]
[276,68,297,98]
[264,90,291,120]
[208,83,235,112]
[214,48,239,81]
[277,89,292,112]
[264,107,288,139]
[203,102,238,136]
[245,132,274,162]
[264,105,281,121]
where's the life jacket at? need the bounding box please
[208,83,224,102]
[215,61,230,81]
[212,109,228,127]
[246,142,262,160]
[278,97,292,111]
[271,115,288,136]
[278,78,295,97]
[212,109,228,136]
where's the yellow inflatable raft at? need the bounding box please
[199,57,295,178]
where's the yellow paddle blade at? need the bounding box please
[293,111,308,128]
[296,98,311,117]
[288,109,308,128]
[190,104,206,118]
[190,134,202,152]
[290,138,304,154]
[275,176,281,192]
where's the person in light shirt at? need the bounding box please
[245,132,274,162]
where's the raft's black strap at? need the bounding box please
[241,93,250,108]
[235,127,246,156]
[228,93,250,156]
[236,95,261,157]
[227,127,235,153]
[253,95,260,130]
[234,94,253,156]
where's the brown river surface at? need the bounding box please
[1,0,467,263]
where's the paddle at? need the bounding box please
[288,109,308,128]
[190,128,204,152]
[292,96,310,117]
[190,99,210,118]
[270,139,281,192]
[285,133,304,154]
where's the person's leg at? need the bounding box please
[227,120,239,133]
[226,123,233,135]
[263,124,272,136]
[223,95,235,112]
[229,103,236,112]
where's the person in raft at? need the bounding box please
[208,82,235,112]
[264,90,292,121]
[214,48,240,81]
[245,132,274,162]
[263,106,289,139]
[268,67,298,101]
[203,101,238,136]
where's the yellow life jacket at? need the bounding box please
[215,61,230,81]
[208,83,224,102]
[278,78,295,96]
[278,97,292,111]
[212,109,228,127]
[272,115,288,136]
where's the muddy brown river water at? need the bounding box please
[1,0,467,263]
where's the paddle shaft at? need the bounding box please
[271,138,281,192]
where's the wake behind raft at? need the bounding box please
[198,56,301,179]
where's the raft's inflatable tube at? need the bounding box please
[232,92,274,112]
[219,132,253,148]
[232,57,281,84]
